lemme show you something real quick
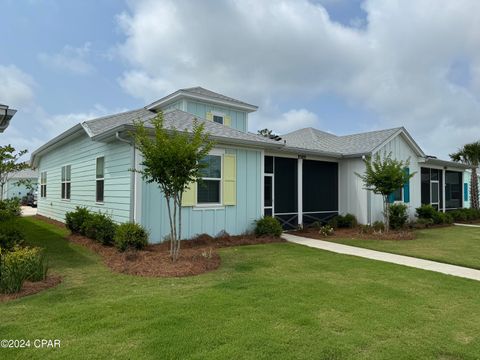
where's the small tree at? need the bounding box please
[131,112,214,262]
[0,145,29,201]
[450,141,480,210]
[356,152,415,231]
[257,128,279,140]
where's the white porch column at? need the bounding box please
[442,168,446,213]
[298,158,303,227]
[133,149,143,222]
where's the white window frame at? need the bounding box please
[393,187,403,203]
[61,164,71,200]
[40,171,47,198]
[196,149,224,208]
[211,111,225,125]
[96,156,105,204]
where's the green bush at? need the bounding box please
[254,216,283,237]
[319,225,334,236]
[0,220,25,251]
[434,212,453,225]
[389,203,409,230]
[0,198,21,221]
[330,213,358,229]
[415,204,437,220]
[0,246,47,294]
[114,223,149,252]
[81,213,117,245]
[65,207,92,235]
[372,221,385,232]
[449,208,480,222]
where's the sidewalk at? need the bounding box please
[282,233,480,282]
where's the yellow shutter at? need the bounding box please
[182,182,197,206]
[224,115,232,127]
[206,112,213,121]
[223,154,236,206]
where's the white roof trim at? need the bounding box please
[372,127,426,157]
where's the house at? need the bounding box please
[463,169,480,208]
[30,87,469,242]
[0,104,17,133]
[2,168,38,200]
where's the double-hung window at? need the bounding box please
[96,157,104,203]
[40,171,47,198]
[392,187,403,202]
[61,165,71,200]
[197,155,222,204]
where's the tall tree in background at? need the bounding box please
[450,141,480,210]
[0,145,29,201]
[131,112,214,262]
[356,152,415,231]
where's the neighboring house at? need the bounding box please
[0,104,17,133]
[2,169,38,200]
[30,87,469,242]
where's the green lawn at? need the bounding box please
[317,226,480,270]
[2,218,480,359]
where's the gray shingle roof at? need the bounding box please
[83,108,281,147]
[181,87,257,109]
[9,168,38,179]
[282,127,402,156]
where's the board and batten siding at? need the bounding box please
[141,147,261,242]
[185,100,248,132]
[371,134,421,222]
[338,158,368,224]
[37,132,132,223]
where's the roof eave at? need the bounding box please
[146,91,258,113]
[30,123,87,168]
[420,158,471,170]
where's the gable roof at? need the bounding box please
[146,87,258,112]
[89,108,283,149]
[8,168,37,179]
[282,127,425,157]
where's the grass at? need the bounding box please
[319,226,480,270]
[1,218,480,359]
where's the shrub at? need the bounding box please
[434,212,453,225]
[65,207,92,234]
[389,203,409,230]
[372,221,385,232]
[254,216,283,237]
[319,225,334,236]
[414,218,434,228]
[0,220,25,251]
[114,223,149,252]
[81,213,117,245]
[330,213,358,229]
[0,198,21,221]
[0,246,47,294]
[449,208,480,223]
[416,204,437,220]
[359,224,374,234]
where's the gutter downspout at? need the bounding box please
[116,132,136,222]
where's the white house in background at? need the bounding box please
[30,87,470,241]
[0,104,17,133]
[2,169,38,200]
[463,169,480,208]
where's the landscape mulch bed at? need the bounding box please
[294,227,416,241]
[0,275,62,303]
[68,233,284,278]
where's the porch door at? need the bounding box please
[431,180,439,210]
[273,157,298,229]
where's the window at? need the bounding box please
[392,187,403,202]
[61,165,71,200]
[40,171,47,198]
[197,155,221,204]
[96,157,104,203]
[213,115,224,125]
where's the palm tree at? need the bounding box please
[450,141,480,210]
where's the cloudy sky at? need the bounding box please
[1,0,480,159]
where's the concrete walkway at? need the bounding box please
[282,233,480,282]
[454,223,480,228]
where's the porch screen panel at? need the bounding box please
[302,160,338,224]
[274,157,297,229]
[421,168,430,205]
[445,171,462,209]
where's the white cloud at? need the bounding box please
[116,0,480,158]
[38,42,94,75]
[0,65,35,108]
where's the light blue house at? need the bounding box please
[2,169,38,201]
[31,87,469,242]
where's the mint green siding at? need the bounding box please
[163,99,185,112]
[37,132,132,223]
[185,100,248,132]
[141,147,261,242]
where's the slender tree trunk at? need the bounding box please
[165,196,174,259]
[471,167,479,210]
[177,193,182,260]
[172,196,178,262]
[0,183,4,201]
[383,195,390,232]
